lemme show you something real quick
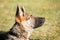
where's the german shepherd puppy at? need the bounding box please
[0,6,45,40]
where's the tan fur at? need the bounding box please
[0,6,45,40]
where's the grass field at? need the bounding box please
[0,0,60,40]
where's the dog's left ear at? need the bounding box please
[15,6,26,23]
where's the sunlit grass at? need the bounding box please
[0,0,60,40]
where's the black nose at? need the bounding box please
[34,17,45,28]
[38,17,45,26]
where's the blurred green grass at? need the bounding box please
[0,0,60,40]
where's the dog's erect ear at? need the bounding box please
[15,6,26,23]
[16,6,25,16]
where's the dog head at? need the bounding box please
[15,6,45,38]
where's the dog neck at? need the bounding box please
[21,20,34,38]
[9,22,29,40]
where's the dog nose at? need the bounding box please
[39,17,45,24]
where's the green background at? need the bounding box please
[0,0,60,40]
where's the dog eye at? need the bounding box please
[26,17,30,20]
[30,15,32,17]
[26,14,32,20]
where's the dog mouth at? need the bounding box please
[33,17,45,28]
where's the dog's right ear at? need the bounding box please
[16,6,25,16]
[15,6,26,23]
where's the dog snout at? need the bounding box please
[39,17,45,24]
[39,17,45,26]
[33,17,45,28]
